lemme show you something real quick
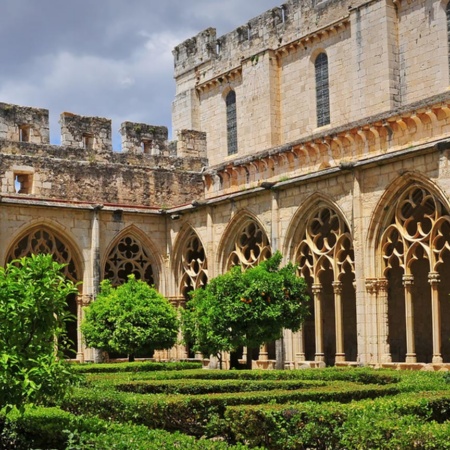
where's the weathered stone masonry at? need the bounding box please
[2,0,450,368]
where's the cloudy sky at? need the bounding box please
[0,1,278,149]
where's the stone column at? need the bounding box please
[76,295,88,362]
[429,272,443,364]
[259,344,268,361]
[312,283,324,362]
[333,281,345,362]
[403,274,416,363]
[377,278,391,363]
[91,205,103,363]
[294,328,306,366]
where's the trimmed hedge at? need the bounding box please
[0,407,258,449]
[73,360,202,374]
[224,391,450,449]
[114,378,325,395]
[60,382,400,437]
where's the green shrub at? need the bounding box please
[0,407,259,450]
[73,360,201,373]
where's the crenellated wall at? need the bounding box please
[0,103,207,208]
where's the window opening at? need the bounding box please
[226,90,238,155]
[82,134,94,150]
[19,125,30,142]
[14,173,32,194]
[315,53,330,127]
[141,140,152,154]
[447,3,450,74]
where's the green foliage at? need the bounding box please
[182,252,309,360]
[81,275,179,361]
[73,360,201,374]
[0,254,79,413]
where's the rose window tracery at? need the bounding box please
[180,233,208,298]
[8,228,78,281]
[104,235,154,286]
[227,221,271,270]
[381,187,450,275]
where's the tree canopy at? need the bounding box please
[0,254,79,413]
[81,276,179,362]
[181,252,310,367]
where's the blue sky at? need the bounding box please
[0,1,277,149]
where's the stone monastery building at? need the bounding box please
[2,0,450,368]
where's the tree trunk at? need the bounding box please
[128,354,135,362]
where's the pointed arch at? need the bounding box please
[172,224,208,299]
[372,174,450,364]
[102,225,164,289]
[217,210,271,273]
[5,220,84,282]
[286,194,356,365]
[369,172,450,275]
[5,221,84,358]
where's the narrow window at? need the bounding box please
[141,140,152,154]
[226,90,238,155]
[447,3,450,74]
[19,125,30,142]
[82,133,94,150]
[315,53,330,127]
[14,173,32,194]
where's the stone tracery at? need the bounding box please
[179,232,208,299]
[226,220,271,270]
[380,185,450,363]
[104,235,154,286]
[294,205,356,365]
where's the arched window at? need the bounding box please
[447,3,450,74]
[315,53,330,127]
[226,90,238,155]
[104,235,154,286]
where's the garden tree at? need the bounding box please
[181,252,310,369]
[82,275,179,362]
[0,254,79,413]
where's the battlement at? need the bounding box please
[60,112,112,153]
[120,122,168,155]
[0,102,207,161]
[173,0,363,78]
[0,103,50,145]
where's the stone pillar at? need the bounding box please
[91,205,103,363]
[429,272,443,364]
[259,344,268,361]
[333,281,345,362]
[312,283,324,362]
[403,274,416,363]
[294,328,306,366]
[76,295,87,363]
[377,278,391,363]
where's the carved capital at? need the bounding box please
[365,278,378,294]
[77,294,92,307]
[312,283,322,295]
[402,274,414,287]
[332,281,343,295]
[428,272,440,285]
[377,278,389,293]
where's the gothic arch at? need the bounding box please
[368,172,450,274]
[102,225,163,289]
[5,222,84,359]
[5,220,84,282]
[373,175,450,364]
[284,192,351,263]
[287,195,356,366]
[217,210,272,273]
[172,224,208,299]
